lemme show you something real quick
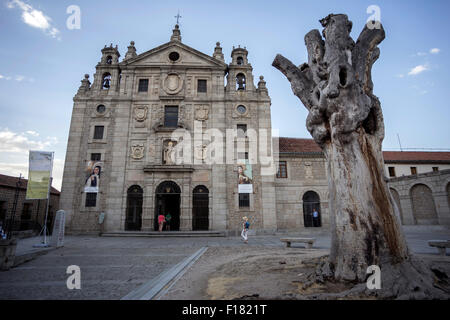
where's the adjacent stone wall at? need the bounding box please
[275,154,329,231]
[388,169,450,225]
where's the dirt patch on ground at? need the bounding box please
[163,247,450,300]
[163,246,342,299]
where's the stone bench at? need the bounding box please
[428,240,450,256]
[280,238,315,249]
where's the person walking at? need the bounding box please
[158,213,165,232]
[165,213,172,231]
[241,216,250,244]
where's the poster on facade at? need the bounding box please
[26,151,54,200]
[84,161,103,193]
[238,160,253,193]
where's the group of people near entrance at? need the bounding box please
[157,213,172,232]
[156,211,316,236]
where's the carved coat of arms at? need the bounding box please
[134,106,148,122]
[195,106,209,121]
[131,144,145,159]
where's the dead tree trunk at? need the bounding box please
[273,14,446,298]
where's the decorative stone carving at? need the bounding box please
[195,105,209,121]
[304,162,313,179]
[131,143,144,160]
[133,105,148,122]
[194,145,207,161]
[163,73,183,95]
[163,140,177,164]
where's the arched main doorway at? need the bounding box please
[410,184,438,225]
[302,191,321,227]
[154,181,181,231]
[192,185,209,230]
[125,185,143,231]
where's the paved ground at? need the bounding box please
[0,226,448,299]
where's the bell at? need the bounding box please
[236,74,246,90]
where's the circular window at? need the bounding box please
[169,52,180,62]
[237,105,247,115]
[96,105,106,114]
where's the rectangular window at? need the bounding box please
[388,167,396,177]
[239,193,250,208]
[164,106,178,127]
[410,167,417,175]
[93,126,104,140]
[91,153,101,161]
[237,124,247,138]
[237,152,248,162]
[197,79,207,93]
[277,161,288,178]
[432,167,439,172]
[85,193,97,207]
[138,79,149,92]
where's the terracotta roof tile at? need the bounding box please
[279,137,450,163]
[278,137,322,153]
[382,151,450,162]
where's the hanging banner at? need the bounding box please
[238,160,253,193]
[26,151,54,200]
[84,161,103,193]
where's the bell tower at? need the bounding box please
[93,44,121,93]
[226,46,255,93]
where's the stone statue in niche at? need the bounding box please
[163,140,177,164]
[131,143,145,160]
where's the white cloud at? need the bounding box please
[26,130,39,137]
[430,48,440,54]
[0,73,34,82]
[0,128,58,153]
[7,0,61,40]
[408,64,428,76]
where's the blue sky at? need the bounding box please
[0,0,449,190]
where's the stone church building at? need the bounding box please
[60,25,450,234]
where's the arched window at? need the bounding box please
[302,191,321,227]
[106,55,113,64]
[125,185,143,231]
[236,73,246,91]
[102,73,111,90]
[237,56,243,65]
[410,184,438,225]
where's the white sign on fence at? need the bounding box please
[50,210,66,247]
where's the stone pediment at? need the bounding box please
[120,41,227,69]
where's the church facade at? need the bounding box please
[60,25,450,234]
[60,25,289,234]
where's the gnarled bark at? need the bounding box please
[273,14,447,298]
